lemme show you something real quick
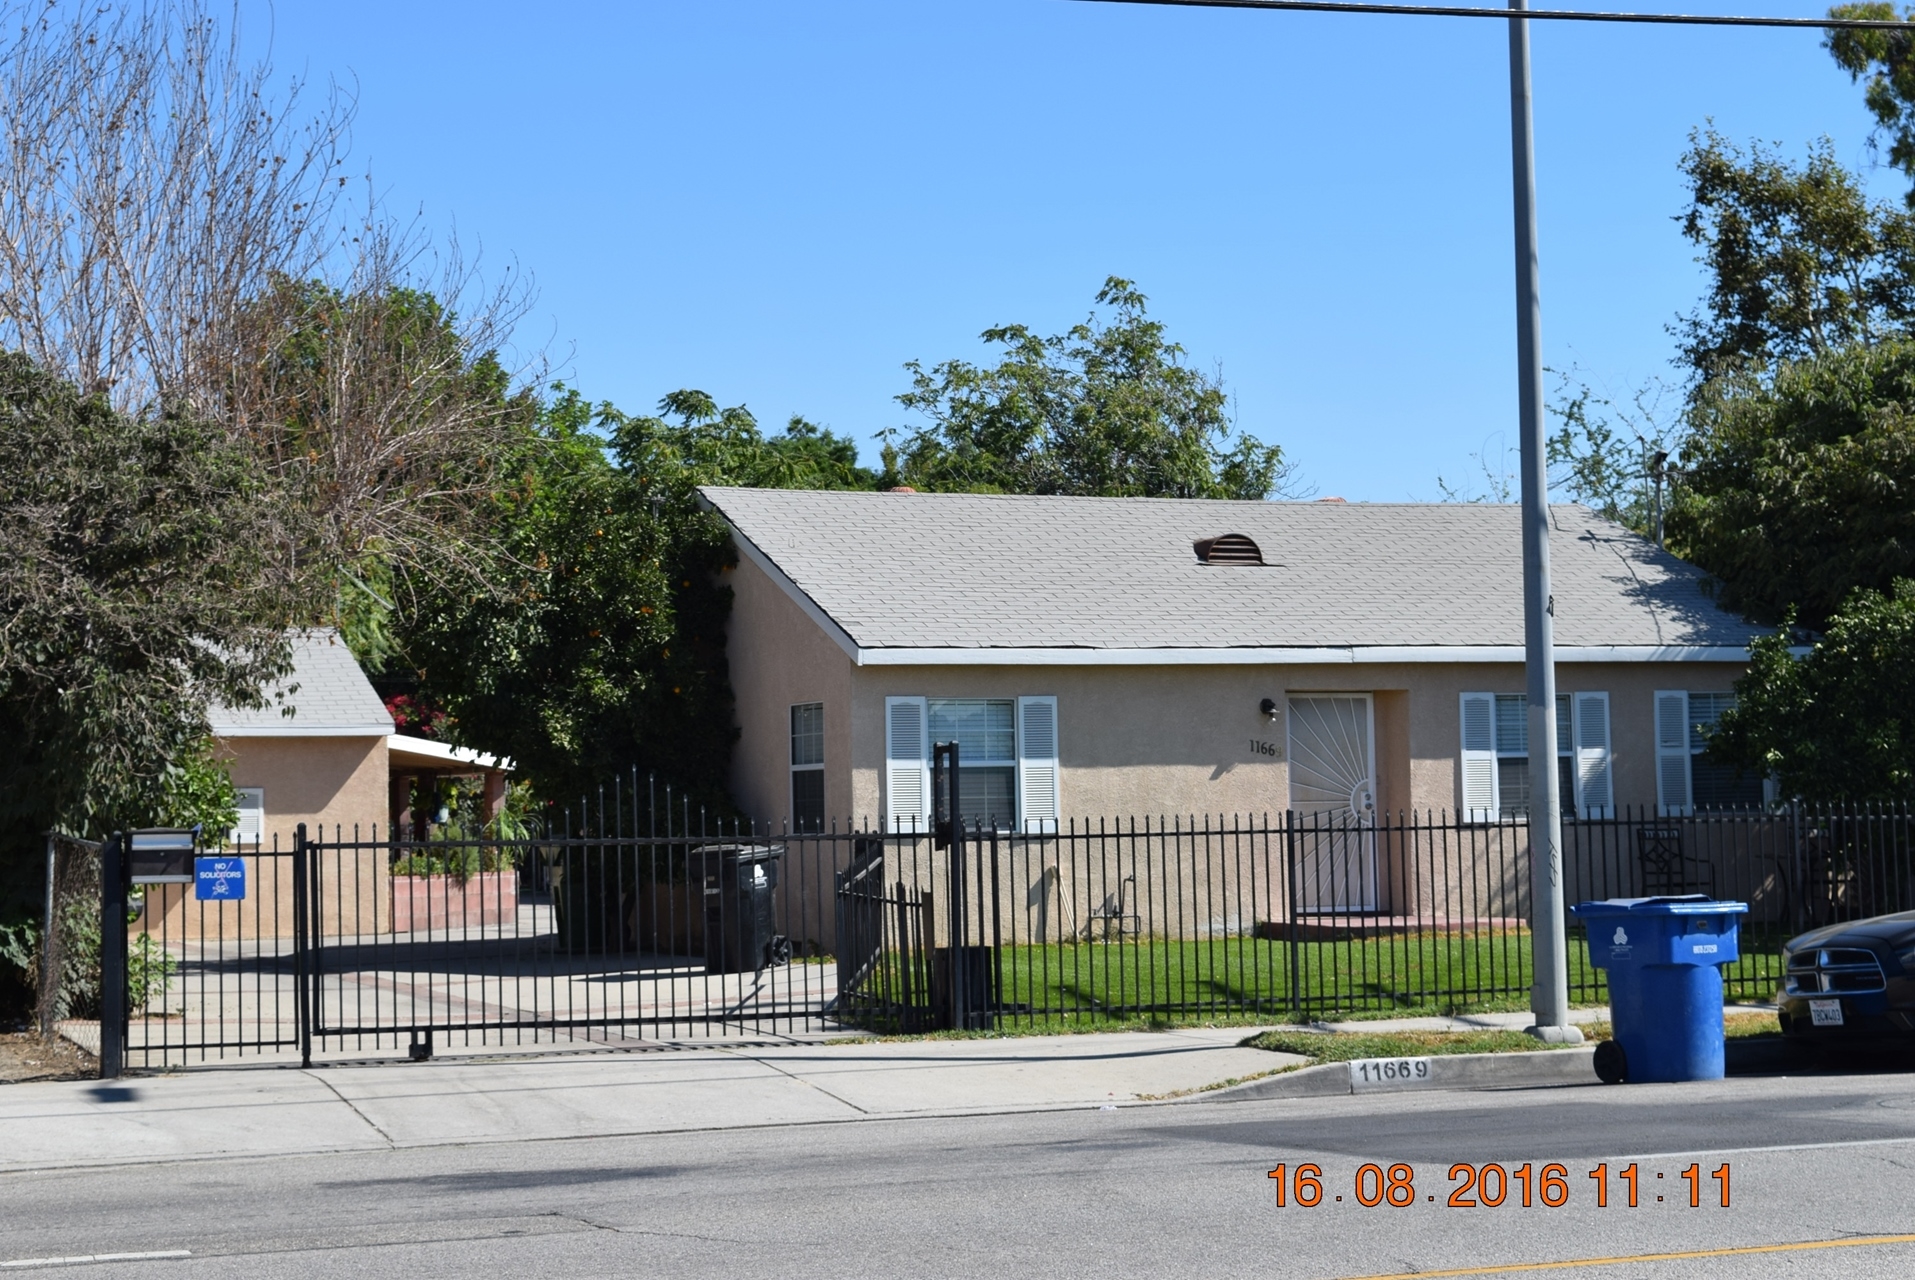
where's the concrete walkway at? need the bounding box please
[0,1028,1301,1172]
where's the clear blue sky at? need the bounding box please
[245,0,1895,500]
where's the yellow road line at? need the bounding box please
[1337,1233,1915,1279]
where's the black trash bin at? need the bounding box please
[695,843,788,973]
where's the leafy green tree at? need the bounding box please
[160,740,242,836]
[1542,374,1681,534]
[1828,5,1915,201]
[400,389,872,809]
[0,354,294,921]
[1674,130,1915,379]
[1668,340,1915,629]
[890,277,1293,498]
[613,390,876,493]
[1711,583,1915,800]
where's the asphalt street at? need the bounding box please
[4,1068,1915,1279]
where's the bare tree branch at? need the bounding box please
[0,1,542,598]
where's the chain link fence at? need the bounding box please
[37,832,103,1041]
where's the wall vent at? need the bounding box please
[1193,533,1265,565]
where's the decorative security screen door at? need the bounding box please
[1287,694,1379,912]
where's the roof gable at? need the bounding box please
[209,629,395,737]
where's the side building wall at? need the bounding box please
[724,552,856,830]
[144,735,390,940]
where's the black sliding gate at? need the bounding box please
[301,823,839,1059]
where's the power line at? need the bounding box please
[1078,0,1915,29]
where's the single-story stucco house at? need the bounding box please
[698,488,1772,834]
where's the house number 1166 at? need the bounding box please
[1250,740,1280,757]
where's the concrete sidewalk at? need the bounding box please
[3,1008,1776,1172]
[0,1028,1302,1172]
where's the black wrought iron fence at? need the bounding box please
[117,831,303,1070]
[83,788,1915,1073]
[825,803,1915,1030]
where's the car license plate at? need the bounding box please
[1810,998,1845,1027]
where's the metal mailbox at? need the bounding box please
[126,827,199,885]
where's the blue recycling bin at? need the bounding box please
[1571,896,1748,1084]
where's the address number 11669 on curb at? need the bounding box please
[1351,1057,1431,1088]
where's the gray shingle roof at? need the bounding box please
[209,629,394,736]
[699,487,1768,652]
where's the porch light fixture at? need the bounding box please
[1259,698,1279,720]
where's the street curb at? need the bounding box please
[1202,1047,1598,1101]
[1725,1038,1795,1074]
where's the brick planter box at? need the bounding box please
[390,871,517,934]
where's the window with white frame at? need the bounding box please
[1494,693,1575,819]
[231,787,265,847]
[884,695,1059,833]
[790,703,825,833]
[1655,690,1764,814]
[1460,691,1613,821]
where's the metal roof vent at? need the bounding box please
[1193,533,1265,565]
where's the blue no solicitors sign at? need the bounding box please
[194,857,247,901]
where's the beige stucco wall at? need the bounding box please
[724,553,856,829]
[144,735,390,940]
[225,735,391,846]
[742,658,1753,826]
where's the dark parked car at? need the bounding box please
[1778,911,1915,1046]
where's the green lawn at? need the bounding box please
[843,930,1791,1033]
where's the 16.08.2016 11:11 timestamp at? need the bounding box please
[1267,1162,1732,1209]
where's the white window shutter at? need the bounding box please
[1459,693,1498,822]
[1572,692,1614,819]
[885,696,930,832]
[1655,690,1692,817]
[1017,695,1060,834]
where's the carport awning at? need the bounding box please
[387,733,511,775]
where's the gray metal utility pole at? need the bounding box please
[1506,0,1578,1044]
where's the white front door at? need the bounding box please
[1287,694,1379,912]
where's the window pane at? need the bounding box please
[928,699,1016,762]
[1692,758,1762,810]
[1495,695,1526,755]
[1497,757,1581,818]
[957,766,1016,827]
[1496,694,1574,756]
[790,703,824,767]
[792,768,825,833]
[1688,692,1735,753]
[232,788,264,844]
[1498,757,1529,817]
